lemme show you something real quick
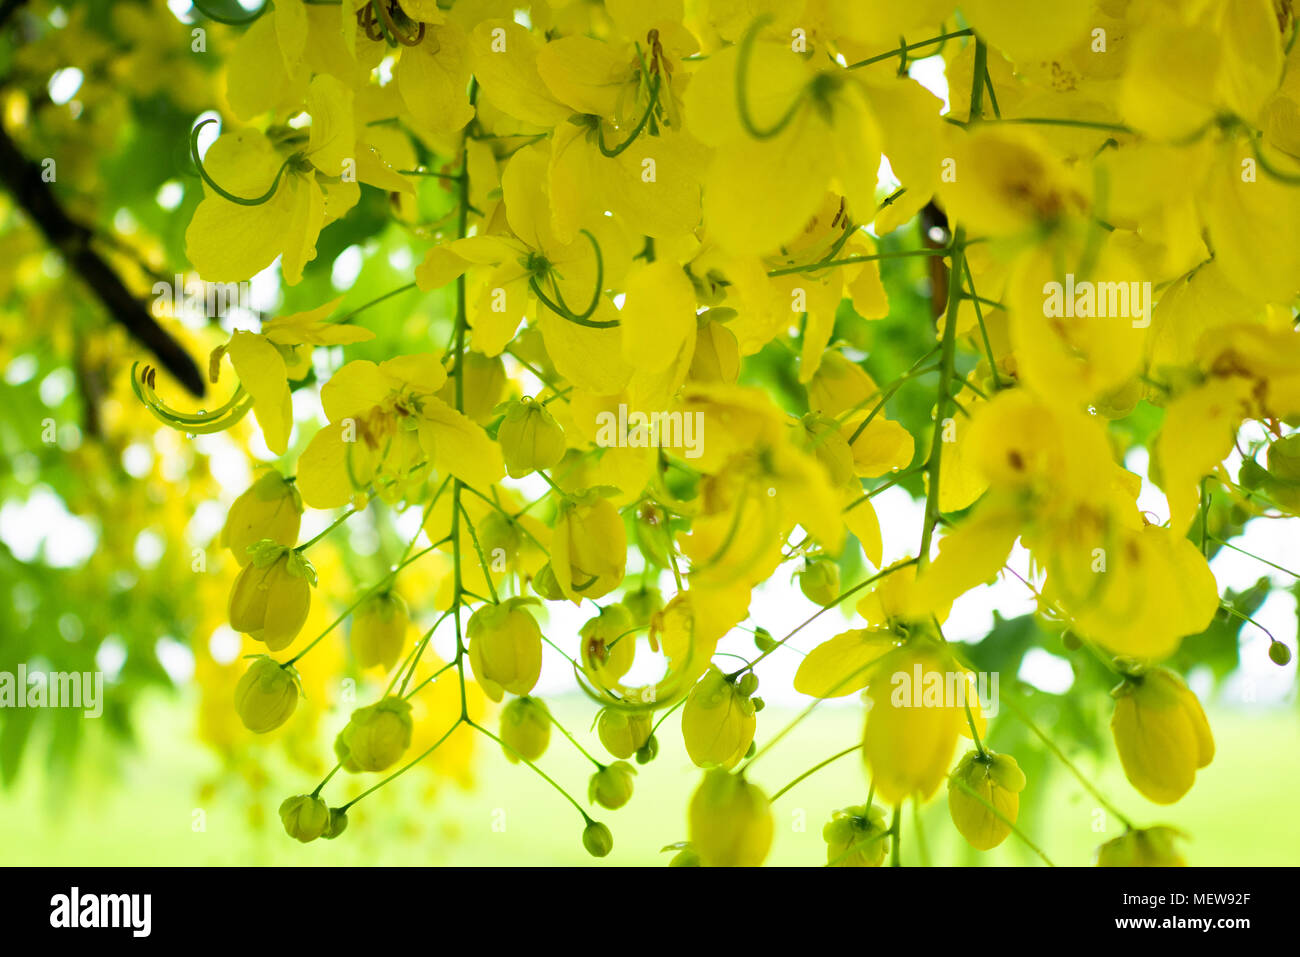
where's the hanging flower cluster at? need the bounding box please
[129,0,1300,866]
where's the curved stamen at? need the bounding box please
[596,74,661,158]
[132,362,252,430]
[190,119,293,207]
[737,14,807,141]
[1252,132,1300,185]
[529,230,617,328]
[372,0,424,47]
[190,0,270,26]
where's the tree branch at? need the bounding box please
[0,122,205,396]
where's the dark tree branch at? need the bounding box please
[0,122,205,396]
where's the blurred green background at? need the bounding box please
[2,695,1297,866]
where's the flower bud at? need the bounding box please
[500,696,551,763]
[221,471,302,563]
[580,604,636,686]
[322,807,349,840]
[467,598,544,702]
[753,627,777,653]
[682,667,756,769]
[532,562,564,600]
[350,592,408,671]
[635,733,659,765]
[233,655,299,733]
[737,672,759,697]
[823,804,889,867]
[1266,433,1300,482]
[1096,826,1187,867]
[582,820,614,858]
[589,761,637,810]
[336,696,414,773]
[552,494,627,601]
[1269,641,1292,666]
[498,397,566,478]
[1110,668,1213,804]
[477,510,523,568]
[947,750,1026,851]
[279,794,330,843]
[688,769,773,867]
[622,585,663,628]
[799,557,841,606]
[597,707,653,759]
[228,543,316,651]
[662,841,701,866]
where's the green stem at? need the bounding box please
[296,505,363,551]
[470,721,592,821]
[918,229,965,567]
[339,719,462,811]
[597,74,661,157]
[284,537,442,667]
[889,805,902,867]
[770,743,862,801]
[845,28,973,69]
[766,246,949,278]
[1000,692,1134,830]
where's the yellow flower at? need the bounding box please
[862,643,973,805]
[233,655,300,734]
[1096,827,1187,867]
[947,750,1026,851]
[597,707,652,760]
[336,696,414,773]
[589,761,636,810]
[498,396,566,478]
[220,471,302,563]
[279,794,330,843]
[685,23,882,256]
[500,696,552,764]
[228,544,316,651]
[295,353,504,509]
[793,628,896,699]
[186,75,364,285]
[217,298,375,455]
[1110,668,1214,804]
[579,603,636,687]
[467,598,544,702]
[823,804,889,867]
[350,592,408,672]
[681,666,756,770]
[551,493,627,602]
[688,769,773,867]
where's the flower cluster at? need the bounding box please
[123,0,1300,866]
